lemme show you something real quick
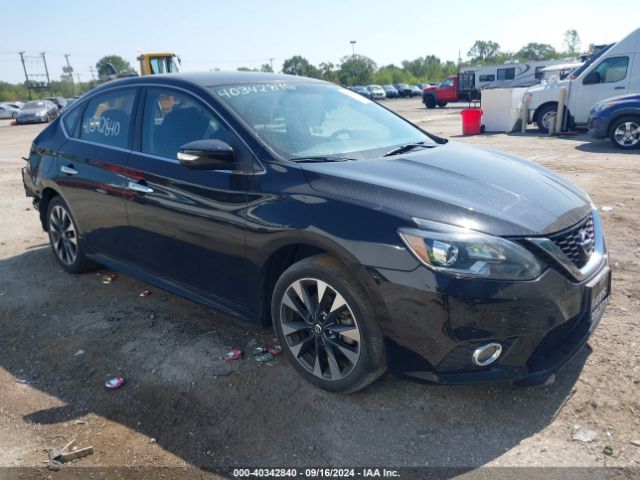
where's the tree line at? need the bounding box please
[0,30,589,101]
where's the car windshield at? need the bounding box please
[24,101,45,109]
[571,44,613,79]
[212,81,434,159]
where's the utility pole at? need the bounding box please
[64,53,75,96]
[89,66,96,80]
[19,51,31,99]
[269,57,274,72]
[40,52,52,94]
[350,40,357,57]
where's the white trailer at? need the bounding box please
[460,59,575,89]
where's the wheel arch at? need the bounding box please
[606,112,640,138]
[532,101,558,123]
[256,235,378,327]
[39,186,63,231]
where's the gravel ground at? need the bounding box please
[0,99,639,478]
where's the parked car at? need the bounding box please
[16,100,58,124]
[366,85,386,100]
[393,83,412,98]
[44,96,68,110]
[525,27,640,133]
[409,85,422,97]
[0,103,20,119]
[4,101,24,110]
[349,85,371,99]
[588,93,640,149]
[382,85,398,98]
[23,72,610,393]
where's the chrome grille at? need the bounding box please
[549,215,595,268]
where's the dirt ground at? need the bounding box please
[0,99,639,478]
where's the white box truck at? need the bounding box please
[525,28,640,132]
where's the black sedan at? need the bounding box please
[393,83,413,98]
[16,100,59,124]
[588,94,640,150]
[22,72,610,392]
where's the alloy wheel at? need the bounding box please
[49,205,78,265]
[614,121,640,147]
[279,277,361,381]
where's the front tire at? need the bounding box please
[424,96,436,109]
[271,255,386,393]
[609,116,640,150]
[437,101,448,108]
[536,103,558,133]
[47,197,96,273]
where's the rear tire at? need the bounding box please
[609,116,640,150]
[271,254,386,393]
[47,196,97,273]
[437,101,447,108]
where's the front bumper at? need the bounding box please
[370,252,610,386]
[587,113,608,139]
[17,116,47,124]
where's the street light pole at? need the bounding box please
[350,40,356,57]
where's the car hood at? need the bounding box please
[526,79,571,94]
[596,93,640,106]
[300,142,591,236]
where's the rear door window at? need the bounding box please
[80,89,136,148]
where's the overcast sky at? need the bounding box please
[1,0,637,84]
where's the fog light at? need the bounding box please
[472,342,502,366]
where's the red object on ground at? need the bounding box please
[460,108,483,136]
[10,119,17,126]
[104,376,125,389]
[224,348,242,361]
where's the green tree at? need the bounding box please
[467,41,502,64]
[338,54,377,85]
[96,55,135,77]
[260,63,273,73]
[319,62,339,83]
[237,66,257,72]
[516,42,558,61]
[563,29,581,55]
[281,55,320,78]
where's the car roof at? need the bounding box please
[89,71,326,96]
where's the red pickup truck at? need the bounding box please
[422,73,479,109]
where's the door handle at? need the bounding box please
[614,86,625,90]
[127,181,154,193]
[60,165,78,175]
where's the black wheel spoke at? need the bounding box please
[326,337,359,365]
[289,335,315,359]
[281,321,311,336]
[323,339,343,380]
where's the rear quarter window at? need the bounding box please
[62,106,82,137]
[80,89,136,148]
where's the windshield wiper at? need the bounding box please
[383,142,435,157]
[289,156,355,163]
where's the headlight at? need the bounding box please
[592,102,614,113]
[398,219,544,280]
[36,111,46,116]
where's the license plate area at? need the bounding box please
[586,267,611,329]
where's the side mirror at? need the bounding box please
[583,71,601,85]
[177,139,235,170]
